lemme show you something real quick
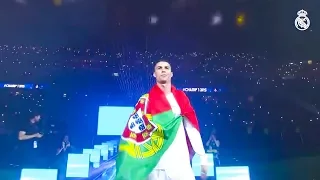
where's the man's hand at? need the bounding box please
[34,133,43,138]
[200,165,208,180]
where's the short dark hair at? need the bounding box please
[154,59,171,69]
[155,59,170,65]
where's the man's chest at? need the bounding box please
[165,93,181,116]
[25,125,39,135]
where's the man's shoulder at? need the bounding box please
[139,93,149,99]
[135,94,149,105]
[175,89,187,97]
[19,122,32,131]
[19,125,28,132]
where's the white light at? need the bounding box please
[149,15,158,25]
[210,12,222,26]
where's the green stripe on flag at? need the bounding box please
[116,110,182,180]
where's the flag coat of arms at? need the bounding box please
[116,85,200,180]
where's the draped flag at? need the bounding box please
[115,85,200,180]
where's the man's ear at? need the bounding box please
[153,72,156,78]
[170,72,173,78]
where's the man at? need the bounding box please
[56,135,71,156]
[206,129,220,166]
[18,113,43,167]
[206,129,220,152]
[116,60,208,180]
[56,135,72,180]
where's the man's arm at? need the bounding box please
[184,121,208,164]
[180,91,208,165]
[18,131,36,140]
[206,137,211,146]
[56,142,65,155]
[215,140,220,147]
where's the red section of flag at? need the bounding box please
[148,85,200,159]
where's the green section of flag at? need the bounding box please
[115,110,182,180]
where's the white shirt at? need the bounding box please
[153,93,207,180]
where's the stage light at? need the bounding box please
[15,0,27,5]
[53,0,62,6]
[236,12,246,27]
[149,15,159,25]
[210,12,223,26]
[308,60,312,64]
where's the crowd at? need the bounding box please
[0,45,319,166]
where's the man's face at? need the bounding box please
[34,115,41,122]
[153,61,173,84]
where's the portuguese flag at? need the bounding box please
[115,85,199,180]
